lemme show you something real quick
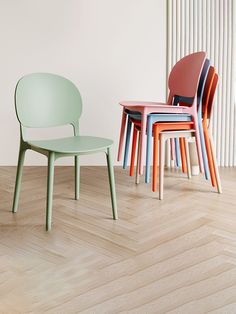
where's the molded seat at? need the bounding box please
[29,136,113,154]
[120,101,170,107]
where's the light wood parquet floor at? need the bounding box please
[0,166,236,313]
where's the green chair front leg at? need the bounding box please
[46,152,55,231]
[12,147,26,213]
[106,147,118,220]
[75,155,80,200]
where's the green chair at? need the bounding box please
[12,73,118,230]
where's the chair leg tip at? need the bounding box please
[46,222,52,231]
[113,212,118,220]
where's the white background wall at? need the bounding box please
[0,0,166,165]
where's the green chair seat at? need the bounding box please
[29,136,113,154]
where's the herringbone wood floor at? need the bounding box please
[0,166,236,313]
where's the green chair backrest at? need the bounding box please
[15,73,82,130]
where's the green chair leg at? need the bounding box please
[46,152,55,231]
[12,148,26,213]
[75,155,80,200]
[106,147,118,220]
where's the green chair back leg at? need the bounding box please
[74,155,80,200]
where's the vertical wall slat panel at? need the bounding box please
[224,0,230,164]
[167,0,235,167]
[202,0,206,52]
[221,0,227,165]
[193,0,197,52]
[184,0,189,56]
[212,0,218,143]
[229,0,235,166]
[189,0,193,53]
[180,0,186,58]
[166,0,172,168]
[216,0,222,164]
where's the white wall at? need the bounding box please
[0,0,166,165]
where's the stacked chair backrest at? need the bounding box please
[207,73,218,119]
[176,58,210,108]
[168,51,206,104]
[202,66,216,118]
[197,59,210,105]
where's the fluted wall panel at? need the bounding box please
[167,0,235,166]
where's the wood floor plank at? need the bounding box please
[0,166,235,313]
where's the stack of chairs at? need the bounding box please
[118,52,222,199]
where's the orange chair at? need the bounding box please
[202,71,221,192]
[152,122,193,191]
[152,67,222,194]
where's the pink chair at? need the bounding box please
[118,51,206,175]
